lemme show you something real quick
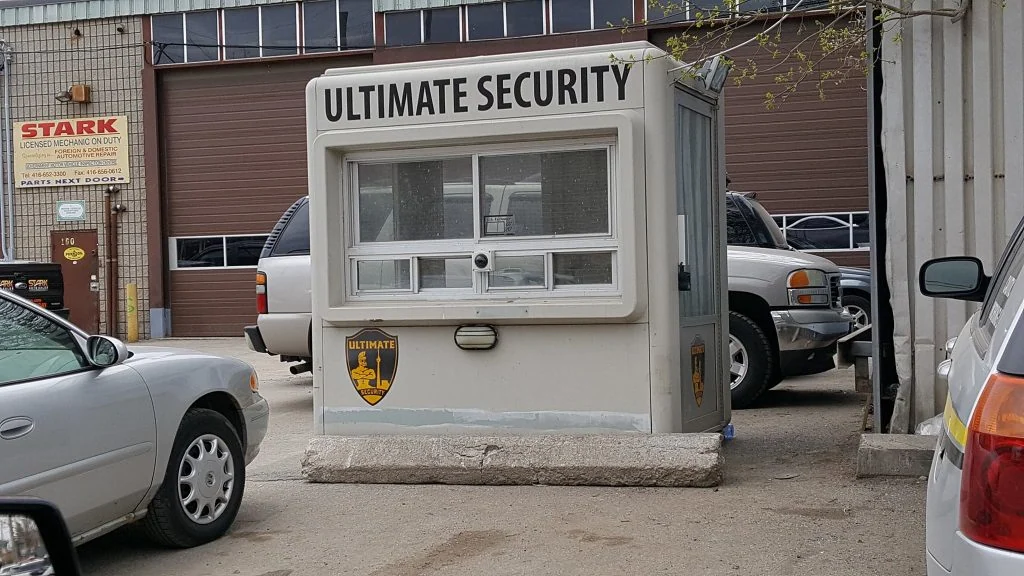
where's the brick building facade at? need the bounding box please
[0,16,147,336]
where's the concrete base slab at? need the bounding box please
[301,433,724,487]
[856,433,938,478]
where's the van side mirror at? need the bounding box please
[0,498,81,576]
[919,257,989,302]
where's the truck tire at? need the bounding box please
[729,311,775,409]
[842,293,871,329]
[141,408,246,548]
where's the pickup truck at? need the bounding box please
[727,191,871,328]
[0,261,69,320]
[246,195,853,408]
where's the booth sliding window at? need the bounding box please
[347,141,617,298]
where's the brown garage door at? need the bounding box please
[159,56,371,336]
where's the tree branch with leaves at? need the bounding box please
[616,0,978,109]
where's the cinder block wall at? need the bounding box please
[0,17,149,338]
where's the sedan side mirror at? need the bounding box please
[0,498,81,576]
[919,257,990,302]
[86,335,128,367]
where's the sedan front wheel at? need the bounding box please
[141,408,246,548]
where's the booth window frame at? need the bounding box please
[343,136,620,301]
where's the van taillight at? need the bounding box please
[960,372,1024,553]
[256,272,268,315]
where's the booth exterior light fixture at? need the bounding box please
[454,325,498,350]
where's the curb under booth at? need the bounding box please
[300,41,733,487]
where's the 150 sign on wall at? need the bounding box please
[14,116,130,188]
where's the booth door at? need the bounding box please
[675,89,726,432]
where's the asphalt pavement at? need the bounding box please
[76,338,926,576]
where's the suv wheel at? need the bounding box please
[728,311,775,409]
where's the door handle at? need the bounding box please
[0,416,34,439]
[678,264,691,291]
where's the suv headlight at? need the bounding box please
[787,269,830,306]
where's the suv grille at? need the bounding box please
[829,274,841,308]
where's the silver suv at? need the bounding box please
[920,216,1024,575]
[244,197,313,374]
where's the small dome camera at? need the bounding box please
[472,250,492,272]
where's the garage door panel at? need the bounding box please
[167,138,308,152]
[166,165,308,181]
[168,270,255,336]
[165,156,308,172]
[160,55,371,335]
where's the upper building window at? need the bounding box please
[426,0,546,42]
[550,0,632,33]
[467,2,503,40]
[303,0,374,52]
[223,7,260,59]
[187,11,220,61]
[223,4,300,60]
[425,7,461,43]
[385,7,463,47]
[261,4,300,57]
[152,1,373,66]
[383,10,421,46]
[151,14,185,64]
[646,0,784,24]
[151,10,220,64]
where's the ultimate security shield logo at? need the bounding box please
[346,328,398,406]
[691,335,706,408]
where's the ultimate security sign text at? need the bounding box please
[14,115,130,189]
[322,64,634,124]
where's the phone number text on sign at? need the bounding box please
[14,116,130,189]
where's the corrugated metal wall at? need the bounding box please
[880,0,1024,428]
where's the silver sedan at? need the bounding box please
[0,289,269,548]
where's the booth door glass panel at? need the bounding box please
[676,90,724,430]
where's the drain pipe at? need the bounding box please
[2,42,13,261]
[0,41,8,261]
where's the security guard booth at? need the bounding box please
[306,41,729,437]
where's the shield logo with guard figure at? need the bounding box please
[346,328,399,406]
[691,335,706,407]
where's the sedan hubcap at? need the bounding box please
[845,304,869,329]
[729,335,748,390]
[178,434,234,525]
